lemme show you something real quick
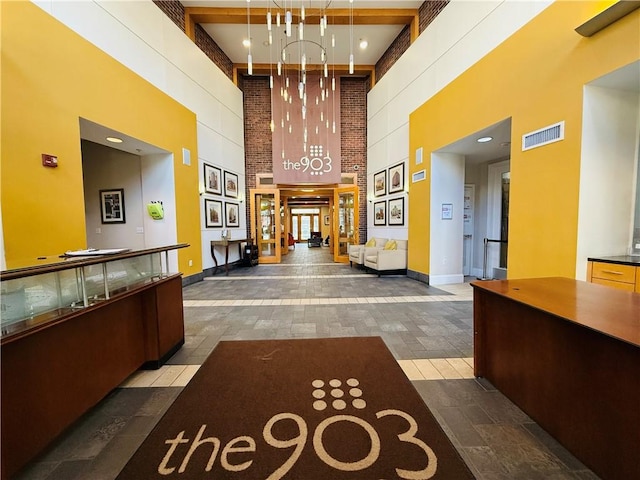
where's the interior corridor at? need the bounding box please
[15,246,599,479]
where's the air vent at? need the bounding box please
[412,170,426,183]
[522,121,564,151]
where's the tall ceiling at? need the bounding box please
[180,1,425,76]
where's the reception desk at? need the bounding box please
[1,244,187,479]
[472,277,640,480]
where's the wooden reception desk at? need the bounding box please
[471,277,640,480]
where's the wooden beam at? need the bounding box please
[185,10,196,42]
[235,63,375,78]
[410,13,420,44]
[185,7,418,26]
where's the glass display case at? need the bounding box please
[0,245,185,339]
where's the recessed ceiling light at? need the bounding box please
[301,189,314,192]
[359,39,368,50]
[106,137,123,143]
[242,39,251,48]
[477,136,493,143]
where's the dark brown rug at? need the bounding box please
[117,337,474,479]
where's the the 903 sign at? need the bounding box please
[281,145,333,177]
[157,409,438,479]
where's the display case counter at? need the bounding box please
[1,244,188,479]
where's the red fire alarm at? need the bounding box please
[42,154,58,168]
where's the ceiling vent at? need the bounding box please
[522,121,564,151]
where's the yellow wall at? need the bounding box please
[409,1,639,279]
[1,2,202,274]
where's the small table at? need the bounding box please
[210,239,248,276]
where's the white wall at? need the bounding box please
[367,0,552,242]
[82,141,146,251]
[430,153,465,285]
[142,153,179,272]
[576,86,640,279]
[33,0,245,270]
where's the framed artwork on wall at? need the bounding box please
[373,200,386,226]
[225,202,240,228]
[224,171,238,198]
[204,199,223,228]
[204,163,222,195]
[388,162,405,194]
[374,170,386,197]
[324,215,330,226]
[99,188,125,224]
[388,197,405,226]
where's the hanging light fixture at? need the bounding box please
[244,1,354,164]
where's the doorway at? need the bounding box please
[249,184,358,264]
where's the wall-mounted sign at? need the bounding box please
[272,73,341,184]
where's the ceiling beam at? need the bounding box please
[185,7,418,26]
[233,63,376,87]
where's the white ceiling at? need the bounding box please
[181,1,424,67]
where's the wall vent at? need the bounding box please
[522,121,564,151]
[412,170,426,183]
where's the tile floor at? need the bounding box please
[14,244,600,480]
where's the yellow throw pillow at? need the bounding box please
[365,238,376,247]
[384,240,397,250]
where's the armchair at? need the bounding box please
[364,239,408,276]
[308,231,323,247]
[348,237,388,267]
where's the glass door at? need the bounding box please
[250,189,281,264]
[333,186,359,263]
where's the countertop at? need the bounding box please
[587,255,640,266]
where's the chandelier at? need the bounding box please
[246,0,355,162]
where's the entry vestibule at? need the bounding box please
[249,184,359,264]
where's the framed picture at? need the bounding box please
[442,203,453,220]
[225,202,240,228]
[373,200,386,226]
[204,199,223,228]
[324,215,330,226]
[388,197,405,226]
[224,171,238,198]
[99,188,125,224]
[204,163,222,195]
[388,162,405,194]
[373,170,386,197]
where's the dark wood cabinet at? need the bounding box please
[0,246,187,479]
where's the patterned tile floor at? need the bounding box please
[14,244,600,480]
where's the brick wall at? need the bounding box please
[240,75,368,242]
[340,78,368,243]
[153,1,233,81]
[153,1,185,32]
[419,0,450,33]
[375,0,450,84]
[375,26,411,84]
[195,25,234,81]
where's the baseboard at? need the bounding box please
[407,269,429,285]
[429,273,465,286]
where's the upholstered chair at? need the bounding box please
[349,237,388,267]
[364,239,408,276]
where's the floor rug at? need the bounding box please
[117,337,474,479]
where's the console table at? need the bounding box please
[472,277,640,480]
[210,238,249,275]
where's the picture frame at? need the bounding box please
[99,188,125,224]
[373,200,386,226]
[225,202,240,228]
[388,162,405,194]
[204,199,223,228]
[203,163,222,195]
[373,170,386,197]
[324,215,330,226]
[388,197,405,226]
[442,203,453,220]
[224,171,238,198]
